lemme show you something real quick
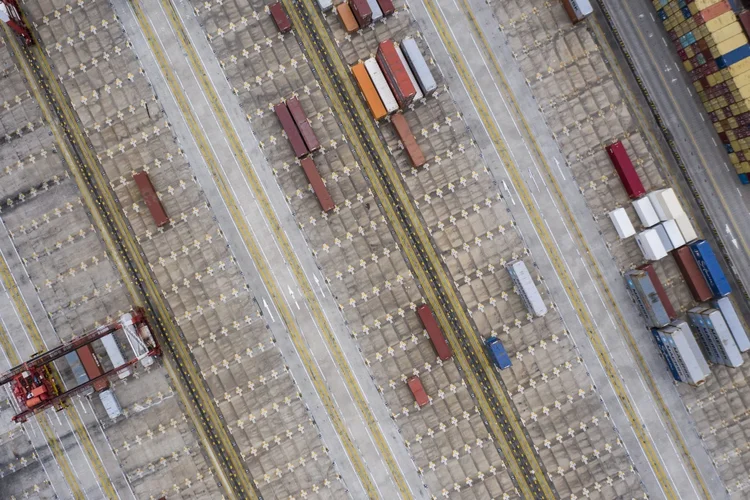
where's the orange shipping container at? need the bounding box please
[337,3,358,33]
[391,113,425,168]
[702,0,731,23]
[351,62,387,120]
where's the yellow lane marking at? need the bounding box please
[9,12,251,500]
[284,0,550,497]
[419,0,682,498]
[132,0,393,496]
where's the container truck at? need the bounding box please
[349,0,371,27]
[337,3,359,33]
[417,304,452,361]
[274,102,309,158]
[562,0,593,24]
[391,113,425,168]
[647,188,685,221]
[632,197,659,228]
[365,0,383,21]
[300,157,335,212]
[625,269,671,328]
[712,297,750,352]
[637,263,677,320]
[605,141,646,199]
[269,2,292,33]
[506,260,547,317]
[396,44,423,101]
[133,172,169,228]
[661,220,685,249]
[376,0,395,16]
[652,322,710,385]
[672,246,713,302]
[77,344,108,392]
[364,58,398,114]
[377,40,417,108]
[636,229,668,261]
[401,37,437,96]
[608,208,635,239]
[689,306,744,367]
[485,337,512,369]
[689,240,731,297]
[351,62,387,120]
[98,389,122,419]
[407,376,429,407]
[674,213,698,243]
[286,97,320,152]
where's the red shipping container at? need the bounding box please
[417,304,452,361]
[133,171,169,228]
[407,376,429,407]
[274,102,309,158]
[391,113,425,168]
[741,10,750,39]
[605,141,645,199]
[287,97,320,152]
[349,0,372,27]
[269,2,292,33]
[672,247,713,302]
[702,0,732,23]
[376,0,395,16]
[376,39,416,108]
[638,263,677,320]
[77,345,108,392]
[300,157,335,212]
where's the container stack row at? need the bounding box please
[336,0,395,33]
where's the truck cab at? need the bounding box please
[485,337,512,370]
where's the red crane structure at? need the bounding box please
[0,0,33,45]
[0,308,160,423]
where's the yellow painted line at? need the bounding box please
[132,0,394,496]
[421,0,682,498]
[283,0,550,497]
[7,14,250,500]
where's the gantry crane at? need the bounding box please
[0,0,32,45]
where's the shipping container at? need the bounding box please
[625,269,672,328]
[606,141,646,198]
[689,306,744,367]
[77,344,108,392]
[608,207,636,238]
[647,188,685,221]
[349,0,371,27]
[507,260,548,317]
[337,2,359,33]
[396,44,423,101]
[101,334,130,379]
[351,62,387,120]
[661,219,686,249]
[269,2,292,33]
[287,97,320,152]
[98,389,122,419]
[674,213,698,242]
[561,0,592,24]
[317,0,333,11]
[672,246,713,302]
[417,304,452,361]
[64,352,89,387]
[274,102,309,158]
[632,197,660,228]
[300,157,335,212]
[653,322,711,385]
[377,40,417,108]
[391,113,425,168]
[636,229,668,261]
[407,376,429,407]
[651,327,681,382]
[365,0,383,21]
[485,337,512,369]
[133,172,169,228]
[377,0,395,16]
[638,263,677,320]
[690,240,731,297]
[654,223,675,252]
[401,37,437,96]
[713,296,750,351]
[364,58,398,114]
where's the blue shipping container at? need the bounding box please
[739,173,750,185]
[651,329,682,382]
[690,240,731,297]
[625,270,671,328]
[658,9,667,22]
[681,6,691,19]
[716,44,750,69]
[485,337,512,369]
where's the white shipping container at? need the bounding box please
[713,297,750,352]
[636,229,668,261]
[401,37,437,95]
[101,334,130,379]
[608,208,635,238]
[366,0,383,21]
[648,188,684,221]
[632,197,660,227]
[396,44,423,101]
[316,0,333,11]
[654,224,674,252]
[674,213,698,242]
[98,389,122,419]
[364,58,398,113]
[662,219,686,248]
[507,260,547,317]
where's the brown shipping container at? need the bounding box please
[269,2,292,33]
[349,0,371,27]
[301,158,335,212]
[337,3,359,33]
[672,246,713,302]
[274,102,309,158]
[391,113,425,168]
[133,171,169,227]
[286,97,320,152]
[77,344,108,392]
[407,376,429,407]
[377,39,416,108]
[637,263,677,320]
[376,0,395,16]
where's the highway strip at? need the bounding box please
[120,0,425,497]
[8,12,256,500]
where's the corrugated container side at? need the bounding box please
[287,97,320,152]
[65,352,89,387]
[365,0,383,21]
[486,338,512,369]
[133,172,169,228]
[417,304,452,360]
[672,246,713,302]
[269,2,292,33]
[638,263,677,320]
[349,0,371,26]
[407,377,429,407]
[300,157,335,212]
[337,2,359,32]
[396,44,423,101]
[351,62,387,120]
[625,270,671,328]
[376,0,395,16]
[101,334,130,379]
[77,344,108,392]
[401,38,437,95]
[391,113,426,168]
[633,197,660,227]
[507,260,548,317]
[652,328,683,382]
[274,102,309,158]
[606,141,646,198]
[377,40,417,108]
[364,58,398,113]
[636,229,668,261]
[713,296,750,351]
[98,389,122,419]
[654,223,675,252]
[690,240,731,297]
